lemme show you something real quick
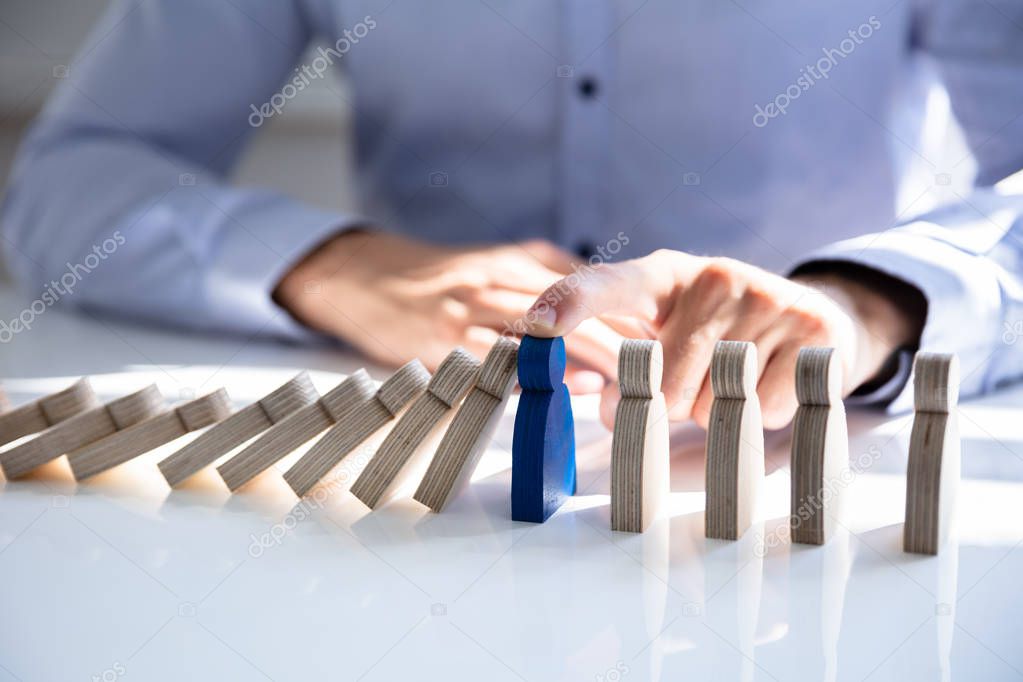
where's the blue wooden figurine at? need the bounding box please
[511,335,576,522]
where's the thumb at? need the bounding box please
[522,258,668,337]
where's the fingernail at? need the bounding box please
[527,305,557,330]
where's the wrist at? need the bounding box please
[792,263,926,387]
[273,228,371,332]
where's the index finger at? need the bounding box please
[522,251,687,337]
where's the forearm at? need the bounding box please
[791,190,1023,411]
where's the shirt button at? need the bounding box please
[577,77,599,99]
[575,241,596,259]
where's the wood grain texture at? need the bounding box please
[789,347,848,545]
[68,389,231,481]
[511,336,576,523]
[0,386,9,413]
[351,349,480,509]
[284,360,430,497]
[158,372,319,486]
[705,341,764,540]
[217,371,376,491]
[1,385,163,479]
[905,352,960,555]
[0,378,98,446]
[414,338,518,512]
[611,339,669,533]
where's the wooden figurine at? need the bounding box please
[611,339,669,533]
[1,385,163,479]
[158,373,319,486]
[68,390,232,480]
[414,337,519,512]
[705,341,764,540]
[904,352,960,555]
[217,371,376,491]
[284,360,431,497]
[0,378,98,447]
[350,348,480,509]
[790,347,848,545]
[511,335,576,523]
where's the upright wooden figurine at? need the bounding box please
[611,339,669,533]
[511,335,576,523]
[414,337,519,512]
[350,348,480,509]
[790,347,848,545]
[904,352,960,555]
[705,341,764,540]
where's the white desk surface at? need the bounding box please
[0,288,1021,682]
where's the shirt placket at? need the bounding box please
[557,0,615,259]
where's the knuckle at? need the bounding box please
[789,307,828,337]
[695,258,738,294]
[741,285,780,318]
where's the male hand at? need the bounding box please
[274,230,622,392]
[523,250,925,429]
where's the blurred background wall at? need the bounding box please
[0,0,356,280]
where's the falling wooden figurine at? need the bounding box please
[284,360,431,497]
[511,335,576,523]
[1,385,163,480]
[0,378,98,447]
[610,339,669,533]
[904,352,960,555]
[217,371,376,491]
[705,341,764,540]
[789,346,848,545]
[414,337,519,512]
[351,348,480,509]
[68,390,232,480]
[158,373,319,486]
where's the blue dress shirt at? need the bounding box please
[3,0,1023,413]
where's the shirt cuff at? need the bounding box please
[194,189,366,343]
[791,226,1002,413]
